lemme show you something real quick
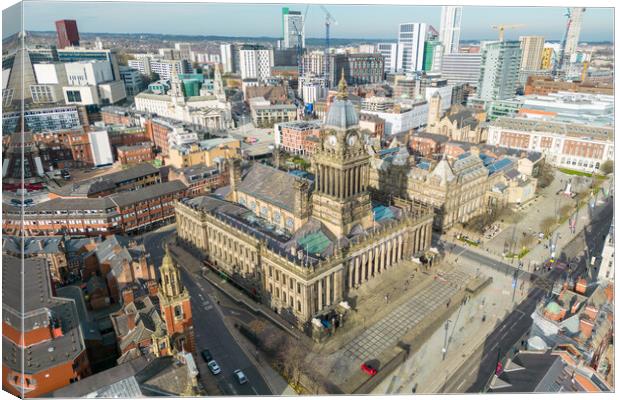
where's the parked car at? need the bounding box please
[201,349,213,363]
[361,363,377,376]
[233,369,248,384]
[207,360,221,375]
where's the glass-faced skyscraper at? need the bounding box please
[439,6,462,54]
[476,41,522,102]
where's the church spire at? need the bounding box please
[336,69,348,99]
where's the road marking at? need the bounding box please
[251,386,258,395]
[227,382,238,395]
[457,379,467,390]
[204,305,213,310]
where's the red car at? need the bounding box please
[361,363,377,376]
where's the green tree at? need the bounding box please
[540,216,556,237]
[600,160,614,175]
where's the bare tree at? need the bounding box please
[540,217,556,237]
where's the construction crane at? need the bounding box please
[320,5,338,88]
[491,24,525,42]
[290,5,310,80]
[580,60,590,82]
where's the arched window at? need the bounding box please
[174,305,182,318]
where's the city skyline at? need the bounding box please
[5,1,614,42]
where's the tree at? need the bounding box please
[537,162,555,189]
[559,204,573,221]
[147,72,161,84]
[600,160,614,175]
[540,216,556,237]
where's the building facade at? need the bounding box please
[440,53,482,86]
[328,53,384,89]
[397,23,427,73]
[439,6,462,54]
[519,36,545,71]
[476,41,522,102]
[176,78,434,331]
[487,117,613,173]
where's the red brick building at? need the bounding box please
[117,143,154,165]
[2,256,91,397]
[409,132,449,158]
[276,120,321,156]
[4,180,187,236]
[359,113,385,139]
[169,164,230,197]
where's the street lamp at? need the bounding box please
[442,319,452,360]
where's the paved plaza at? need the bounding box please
[342,269,472,363]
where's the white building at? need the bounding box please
[377,43,398,74]
[98,80,127,104]
[65,60,113,86]
[598,219,614,284]
[440,53,482,87]
[487,117,613,173]
[425,85,452,112]
[300,77,327,104]
[397,23,428,73]
[439,6,462,54]
[62,85,100,105]
[361,100,428,135]
[239,46,273,81]
[88,129,114,166]
[220,43,237,73]
[282,9,305,49]
[302,50,325,77]
[33,63,68,85]
[358,44,376,53]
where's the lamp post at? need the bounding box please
[442,319,452,360]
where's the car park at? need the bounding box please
[207,360,221,375]
[233,369,248,384]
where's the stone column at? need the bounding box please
[317,280,323,311]
[380,243,386,273]
[348,260,354,289]
[326,274,332,306]
[354,256,360,286]
[374,246,380,276]
[426,223,433,249]
[362,253,368,282]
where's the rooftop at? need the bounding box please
[492,117,613,142]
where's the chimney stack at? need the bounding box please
[121,287,134,305]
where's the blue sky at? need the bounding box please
[8,1,615,41]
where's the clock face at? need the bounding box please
[347,134,357,146]
[327,135,337,146]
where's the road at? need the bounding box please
[136,225,273,396]
[440,199,613,393]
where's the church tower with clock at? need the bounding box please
[311,72,374,237]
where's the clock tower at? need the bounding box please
[158,245,195,353]
[311,72,373,237]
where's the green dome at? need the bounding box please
[545,301,562,314]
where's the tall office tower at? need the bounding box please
[439,6,462,54]
[175,42,192,61]
[328,53,384,88]
[55,19,80,49]
[377,43,398,73]
[239,45,274,81]
[476,41,522,101]
[220,43,237,73]
[282,7,305,49]
[519,36,545,70]
[397,22,428,73]
[441,53,482,85]
[564,8,586,62]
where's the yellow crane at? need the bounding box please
[491,24,526,41]
[581,61,590,82]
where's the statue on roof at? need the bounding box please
[336,69,348,100]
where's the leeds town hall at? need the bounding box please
[175,77,434,333]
